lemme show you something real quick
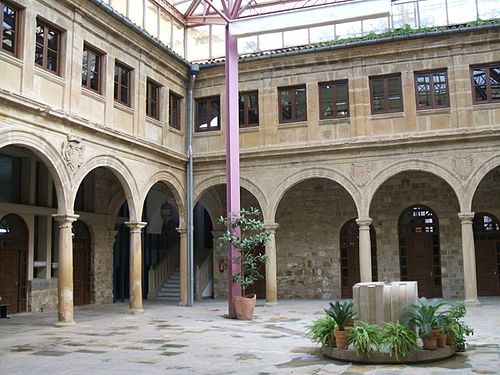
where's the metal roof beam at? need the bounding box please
[229,0,390,37]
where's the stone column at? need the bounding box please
[125,222,147,314]
[178,227,188,306]
[356,218,373,283]
[53,214,79,327]
[458,212,480,307]
[264,223,279,306]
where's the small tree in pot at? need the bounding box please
[219,207,270,320]
[325,300,355,349]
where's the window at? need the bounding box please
[169,92,182,130]
[369,74,403,114]
[319,80,349,119]
[146,78,160,120]
[471,63,500,104]
[415,70,449,109]
[195,96,220,131]
[114,61,131,106]
[239,91,259,127]
[35,19,61,74]
[0,1,18,56]
[279,85,307,123]
[82,44,102,93]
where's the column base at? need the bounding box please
[128,308,144,315]
[265,301,278,307]
[464,298,481,307]
[55,320,76,327]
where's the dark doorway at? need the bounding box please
[0,214,28,313]
[73,220,91,305]
[399,205,442,297]
[473,213,500,296]
[244,245,266,299]
[340,218,378,298]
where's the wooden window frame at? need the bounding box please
[369,74,403,114]
[0,1,19,57]
[470,63,500,104]
[35,18,62,75]
[146,78,161,120]
[318,80,349,119]
[169,91,182,130]
[239,91,259,128]
[414,70,449,110]
[114,60,132,107]
[278,85,307,123]
[195,96,220,132]
[82,43,103,94]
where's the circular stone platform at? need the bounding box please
[322,345,456,364]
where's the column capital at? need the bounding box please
[458,212,475,224]
[176,226,187,236]
[264,223,279,232]
[356,217,372,228]
[125,221,147,233]
[52,213,79,228]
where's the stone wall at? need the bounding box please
[30,279,58,312]
[275,178,357,299]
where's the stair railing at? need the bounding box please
[148,245,179,300]
[195,250,213,301]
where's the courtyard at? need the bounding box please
[0,298,499,374]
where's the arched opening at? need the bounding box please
[275,177,358,299]
[73,220,91,306]
[339,218,377,298]
[399,205,442,297]
[473,213,500,296]
[0,214,28,314]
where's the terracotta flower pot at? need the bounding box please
[431,328,439,338]
[232,294,257,320]
[334,330,348,349]
[446,333,455,346]
[423,337,437,350]
[437,332,447,348]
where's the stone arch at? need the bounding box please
[365,159,464,215]
[465,153,500,211]
[72,155,140,222]
[0,130,71,212]
[268,167,361,222]
[140,170,186,227]
[197,189,224,230]
[193,174,269,220]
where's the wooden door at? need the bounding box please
[0,214,28,314]
[73,221,91,306]
[407,233,434,297]
[473,213,500,296]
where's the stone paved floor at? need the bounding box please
[0,298,499,374]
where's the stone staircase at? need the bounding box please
[156,268,180,302]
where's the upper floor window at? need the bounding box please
[369,74,403,114]
[35,19,61,74]
[239,91,259,127]
[471,64,500,104]
[169,92,182,130]
[114,61,131,106]
[279,85,307,123]
[0,2,18,56]
[319,80,349,119]
[146,78,160,120]
[195,96,220,132]
[415,70,449,109]
[82,44,102,93]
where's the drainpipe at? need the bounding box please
[187,64,199,307]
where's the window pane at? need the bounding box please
[447,0,477,25]
[187,26,210,61]
[35,44,44,66]
[295,87,306,120]
[372,79,385,111]
[417,75,431,107]
[433,72,448,106]
[145,1,158,37]
[47,29,58,51]
[121,85,128,104]
[210,100,220,128]
[159,12,172,47]
[280,89,291,121]
[388,77,401,109]
[336,83,348,116]
[248,109,258,125]
[36,24,44,45]
[309,25,334,44]
[490,67,500,100]
[418,0,447,27]
[211,25,225,59]
[129,0,144,28]
[121,68,128,88]
[197,101,207,129]
[2,6,16,53]
[172,21,184,57]
[82,52,88,86]
[283,29,308,48]
[47,50,58,72]
[473,68,487,102]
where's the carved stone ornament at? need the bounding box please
[61,135,84,173]
[452,154,473,180]
[351,163,371,187]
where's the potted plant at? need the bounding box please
[325,300,355,349]
[347,321,380,356]
[307,315,337,348]
[380,321,417,359]
[441,301,473,351]
[404,297,449,350]
[219,207,271,320]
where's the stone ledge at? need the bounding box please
[322,345,456,364]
